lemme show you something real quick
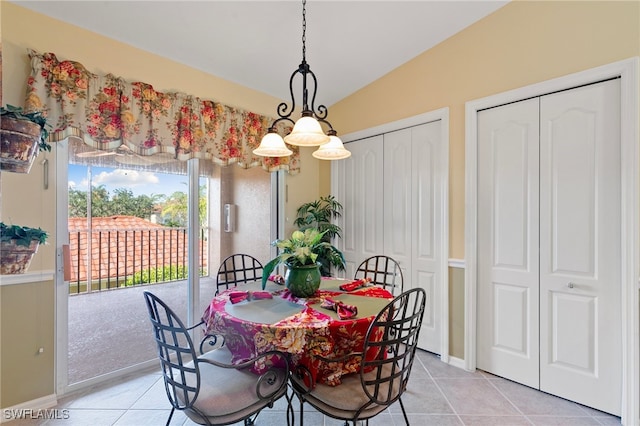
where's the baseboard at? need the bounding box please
[1,394,59,423]
[447,355,466,370]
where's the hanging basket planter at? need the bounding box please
[0,105,52,174]
[0,117,42,173]
[0,240,41,274]
[0,222,48,275]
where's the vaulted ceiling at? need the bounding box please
[13,1,509,107]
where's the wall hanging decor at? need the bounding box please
[0,105,51,173]
[0,222,48,274]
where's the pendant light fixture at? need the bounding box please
[312,129,351,160]
[253,0,350,160]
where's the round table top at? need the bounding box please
[223,278,392,324]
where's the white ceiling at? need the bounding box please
[12,0,509,107]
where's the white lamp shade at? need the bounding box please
[253,132,293,157]
[312,135,351,160]
[283,116,330,146]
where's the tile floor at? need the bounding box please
[6,351,621,425]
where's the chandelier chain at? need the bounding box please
[302,0,306,62]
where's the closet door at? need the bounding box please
[337,135,384,277]
[539,80,621,415]
[336,119,446,355]
[383,122,444,353]
[477,79,622,415]
[477,98,541,388]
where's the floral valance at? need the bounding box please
[24,49,300,174]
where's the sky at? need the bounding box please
[68,164,189,197]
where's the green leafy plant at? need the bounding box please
[0,222,48,246]
[261,228,345,289]
[1,105,52,152]
[293,195,345,276]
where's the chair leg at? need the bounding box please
[285,387,295,426]
[244,409,262,426]
[165,407,175,426]
[244,408,262,425]
[398,397,410,425]
[299,395,305,426]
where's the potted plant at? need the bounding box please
[293,195,345,277]
[0,222,48,274]
[1,105,52,173]
[262,228,345,297]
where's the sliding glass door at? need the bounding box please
[55,138,276,394]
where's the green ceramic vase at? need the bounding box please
[285,262,321,298]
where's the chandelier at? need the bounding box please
[253,0,351,160]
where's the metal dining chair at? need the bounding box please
[215,254,264,295]
[143,291,292,426]
[290,287,427,426]
[354,255,404,296]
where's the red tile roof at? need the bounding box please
[67,216,207,283]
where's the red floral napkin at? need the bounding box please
[228,290,273,304]
[339,277,372,292]
[320,297,358,319]
[268,274,285,285]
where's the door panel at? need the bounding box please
[384,122,443,352]
[477,98,540,388]
[337,136,384,278]
[493,283,530,355]
[412,122,443,353]
[383,129,412,277]
[361,146,384,257]
[539,79,621,415]
[338,144,357,276]
[549,291,596,371]
[546,103,596,275]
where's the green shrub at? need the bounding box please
[125,265,188,286]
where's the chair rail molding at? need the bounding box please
[0,270,55,286]
[448,259,465,269]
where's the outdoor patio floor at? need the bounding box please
[68,277,217,384]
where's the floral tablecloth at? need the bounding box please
[201,278,393,386]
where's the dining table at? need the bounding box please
[201,277,394,387]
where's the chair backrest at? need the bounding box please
[216,254,263,294]
[360,287,426,408]
[354,255,404,296]
[143,291,200,412]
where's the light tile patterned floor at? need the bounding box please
[6,351,621,425]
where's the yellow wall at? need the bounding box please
[0,281,55,408]
[1,0,639,409]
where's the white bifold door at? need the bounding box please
[337,134,385,278]
[477,79,622,415]
[334,120,446,354]
[383,124,444,352]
